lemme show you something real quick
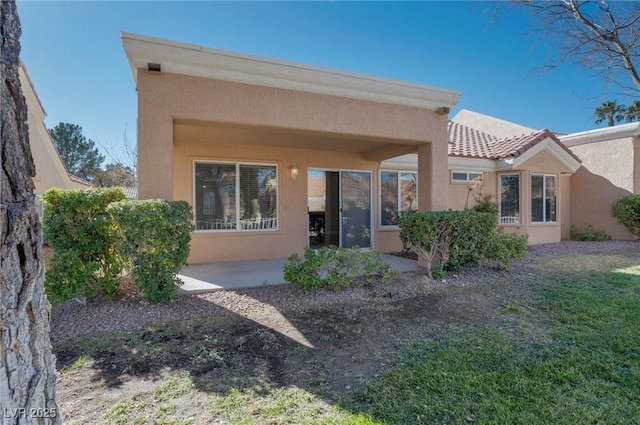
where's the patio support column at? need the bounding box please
[417,140,448,212]
[138,115,173,200]
[136,68,174,200]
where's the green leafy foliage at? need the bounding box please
[487,232,528,269]
[108,200,193,302]
[570,223,612,241]
[398,210,527,277]
[471,193,498,214]
[43,188,193,303]
[611,194,640,237]
[283,246,395,291]
[43,187,125,303]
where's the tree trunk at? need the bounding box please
[1,1,61,424]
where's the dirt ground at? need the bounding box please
[50,242,640,424]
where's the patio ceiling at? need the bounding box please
[173,119,420,161]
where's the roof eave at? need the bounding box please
[559,122,640,147]
[121,32,461,111]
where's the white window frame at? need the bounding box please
[379,170,418,228]
[193,160,279,233]
[451,170,484,183]
[531,173,557,224]
[499,173,521,225]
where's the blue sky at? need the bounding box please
[17,1,620,165]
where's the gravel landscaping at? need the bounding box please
[49,240,639,343]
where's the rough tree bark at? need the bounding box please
[0,1,61,424]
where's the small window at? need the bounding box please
[452,171,483,183]
[194,162,277,231]
[531,174,557,223]
[380,171,417,226]
[499,174,520,225]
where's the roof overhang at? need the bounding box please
[498,137,581,173]
[448,137,581,173]
[559,122,640,147]
[121,32,461,112]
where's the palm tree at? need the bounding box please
[594,100,627,126]
[625,100,640,122]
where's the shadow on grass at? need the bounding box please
[51,244,640,423]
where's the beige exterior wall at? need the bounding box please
[569,137,638,240]
[515,150,570,244]
[138,71,451,263]
[448,172,497,211]
[20,64,91,217]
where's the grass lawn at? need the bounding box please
[351,266,640,424]
[53,247,640,424]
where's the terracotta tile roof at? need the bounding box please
[448,121,499,159]
[448,121,580,162]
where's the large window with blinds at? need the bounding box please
[194,161,278,231]
[380,170,417,226]
[531,174,557,223]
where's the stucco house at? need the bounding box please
[20,62,92,217]
[382,110,582,246]
[122,32,462,263]
[127,33,640,266]
[560,122,640,240]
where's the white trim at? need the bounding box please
[559,122,640,147]
[502,138,580,173]
[193,159,279,233]
[122,32,461,111]
[530,173,558,224]
[448,157,496,172]
[451,170,484,183]
[448,138,580,174]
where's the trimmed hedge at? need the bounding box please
[108,200,193,302]
[43,187,125,302]
[43,188,193,303]
[398,210,527,278]
[612,194,640,237]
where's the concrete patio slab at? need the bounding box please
[178,254,421,294]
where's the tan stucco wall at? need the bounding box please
[448,172,498,211]
[569,137,638,240]
[444,150,570,245]
[137,71,446,199]
[138,70,450,262]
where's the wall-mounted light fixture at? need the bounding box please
[289,163,299,180]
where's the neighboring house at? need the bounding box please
[122,33,461,263]
[560,123,640,240]
[382,110,582,245]
[20,62,92,217]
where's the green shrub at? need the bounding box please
[108,200,193,302]
[398,210,527,277]
[570,223,611,241]
[611,194,640,237]
[488,232,528,269]
[446,211,498,271]
[471,193,498,214]
[43,187,126,303]
[398,210,497,277]
[284,246,394,291]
